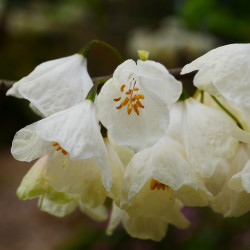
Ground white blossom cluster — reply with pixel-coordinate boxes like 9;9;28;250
7;43;250;241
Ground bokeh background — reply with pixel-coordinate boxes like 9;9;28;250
0;0;250;249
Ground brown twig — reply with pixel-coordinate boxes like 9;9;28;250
0;68;197;95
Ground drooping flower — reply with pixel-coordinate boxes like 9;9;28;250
96;59;182;151
17;155;108;220
181;44;250;127
167;98;250;178
11;100;124;203
211;143;250;217
120;135;212;210
7;54;93;117
106;201;188;242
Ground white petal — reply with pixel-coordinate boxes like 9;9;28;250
106;202;125;235
210;144;250;217
180;98;239;177
124;180;190;228
105;139;125;203
229;160;250;193
108;133;135;167
96;59;182;151
45;151;107;207
78;201;108;222
17;155;49;200
36;101;112;191
123;214;168;242
211;188;250;217
39;196;77;217
10;54;93;116
11;122;49;162
121;136;211;207
181;44;250;109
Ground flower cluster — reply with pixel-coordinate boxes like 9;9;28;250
8;43;250;241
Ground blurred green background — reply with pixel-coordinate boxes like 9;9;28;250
0;0;250;249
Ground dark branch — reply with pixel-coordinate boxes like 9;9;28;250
0;68;197;95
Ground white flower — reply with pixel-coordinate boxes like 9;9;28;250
7;54;93;117
96;59;182;151
106;201;188;242
120;135;212;209
11;100;124;200
211;144;250;217
168;98;250;178
40;196;108;220
17;154;108;219
181;44;250;126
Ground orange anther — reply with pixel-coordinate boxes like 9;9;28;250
133;104;139;115
127;104;132;115
125;89;132;95
121;97;129;106
52;142;59;147
120;84;126;92
138;94;144;99
62;150;67;155
150;178;168;191
56;146;62;151
133;87;139;91
113;97;121;102
136;100;144;108
116;104;123;109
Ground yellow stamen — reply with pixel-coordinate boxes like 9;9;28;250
150;178;171;195
114;79;145;115
127;104;132;115
113;97;121;102
133;103;139;115
120;84;126;92
125;89;132;95
138;94;144;99
52;142;68;156
62;154;69;168
136;100;144;108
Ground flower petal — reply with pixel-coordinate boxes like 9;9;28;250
96;59;182;151
17;155;49;200
39;196;77;217
11;122;49;162
45;151;107;207
8;54;93;116
36;100;112;191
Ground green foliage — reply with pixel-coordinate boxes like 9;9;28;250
180;0;250;42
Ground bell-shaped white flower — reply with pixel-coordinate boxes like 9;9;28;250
11;100;124;199
40;195;108;220
107;201;188;242
96;59;182;151
121;135;212;210
211;144;250;217
168;98;250;178
17;154;108;219
7;54;93;117
181;44;250;125
106;201;189;241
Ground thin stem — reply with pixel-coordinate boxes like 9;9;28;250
200;91;204;103
79;40;124;63
193;89;200;99
39;193;45;209
211;95;243;129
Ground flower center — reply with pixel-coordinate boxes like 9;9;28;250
52;142;69;168
52;142;68;155
150;178;172;200
113;74;145;115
